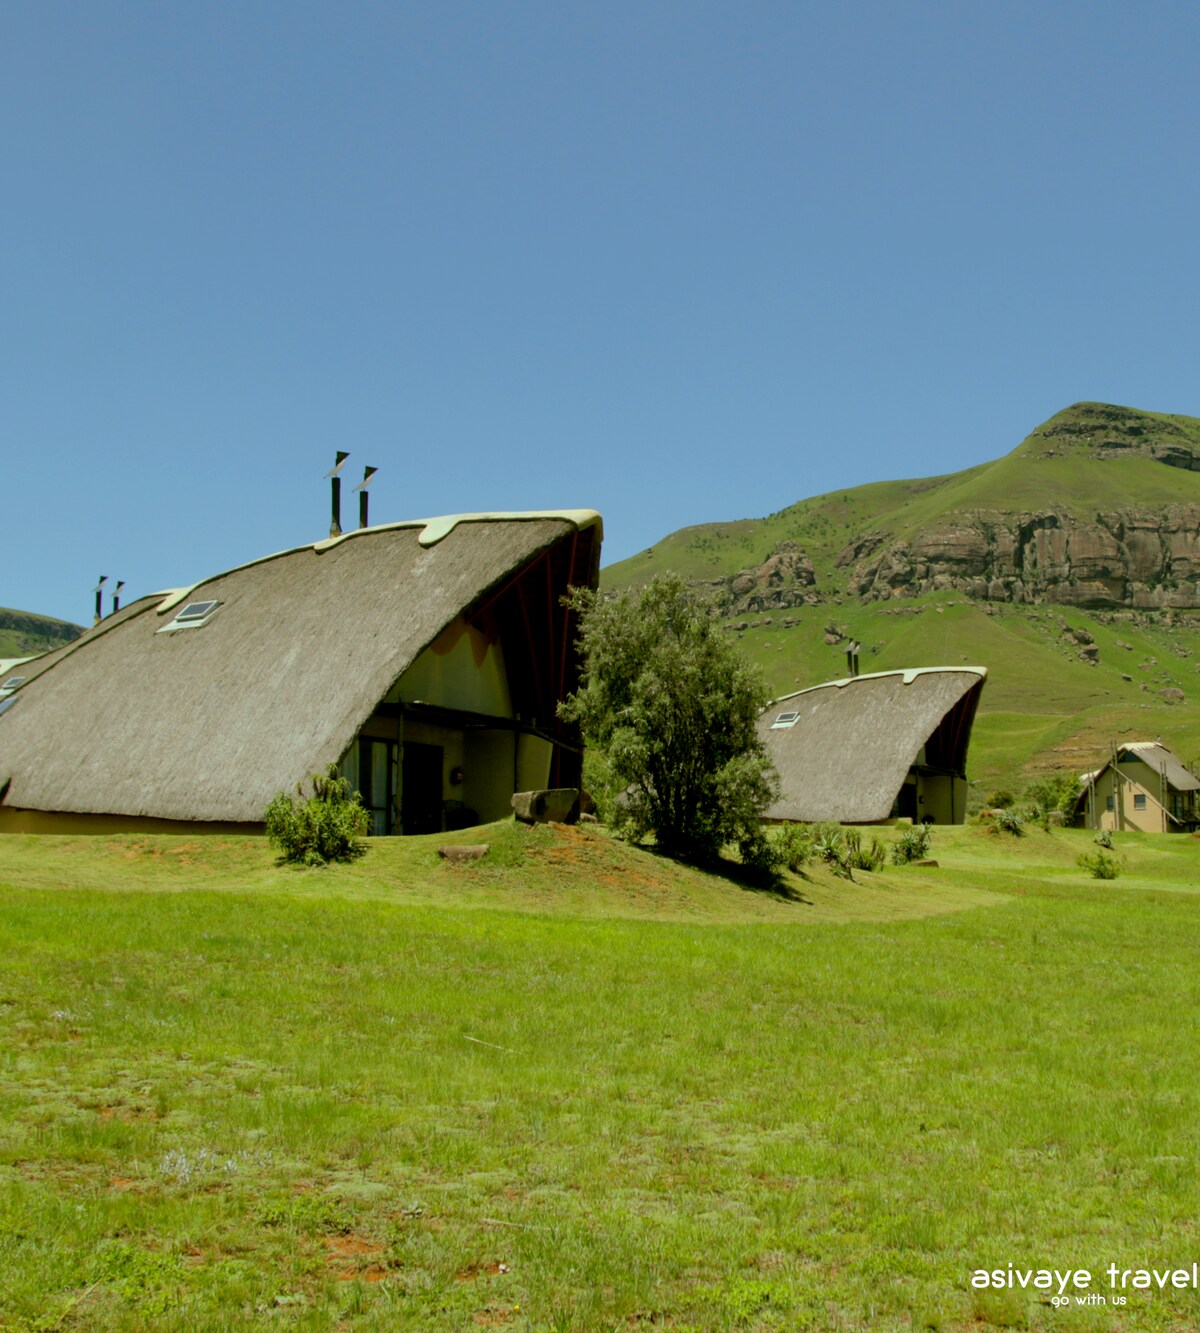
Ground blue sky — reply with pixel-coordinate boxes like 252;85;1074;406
5;1;1200;624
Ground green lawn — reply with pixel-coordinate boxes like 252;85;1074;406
2;823;1199;1330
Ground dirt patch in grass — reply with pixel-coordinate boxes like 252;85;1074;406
471;1309;516;1327
456;1260;508;1282
323;1233;385;1282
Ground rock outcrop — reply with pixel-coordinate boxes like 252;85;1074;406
716;540;820;614
841;505;1200;610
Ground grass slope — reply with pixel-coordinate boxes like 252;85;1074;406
0;606;83;661
601;404;1200;793
2;823;1200;1330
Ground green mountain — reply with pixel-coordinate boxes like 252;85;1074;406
0;607;83;662
602;403;1200;795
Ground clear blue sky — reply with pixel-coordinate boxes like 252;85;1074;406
5;1;1200;624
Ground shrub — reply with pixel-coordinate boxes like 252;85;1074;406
994;808;1025;837
844;827;887;873
1078;849;1122;879
891;823;932;864
773;822;816;871
1024;771;1082;819
986;789;1016;809
264;765;369;865
1094;828;1114;849
559;576;777;863
812;825;853;878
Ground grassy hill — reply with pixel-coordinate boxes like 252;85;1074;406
0;606;83;661
3;822;1200;1330
603;403;1200;796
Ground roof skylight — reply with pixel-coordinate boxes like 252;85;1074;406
771;710;801;729
1;676;25;690
157;599;222;633
0;697;18;718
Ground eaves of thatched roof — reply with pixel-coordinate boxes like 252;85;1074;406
0;511;601;823
758;666;987;823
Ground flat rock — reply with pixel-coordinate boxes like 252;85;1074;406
439;845;490;862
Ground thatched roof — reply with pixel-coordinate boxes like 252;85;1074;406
758;667;987;823
0;511;601;823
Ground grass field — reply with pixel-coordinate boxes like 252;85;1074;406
2;822;1200;1330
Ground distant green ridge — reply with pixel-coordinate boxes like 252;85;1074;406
0;607;84;661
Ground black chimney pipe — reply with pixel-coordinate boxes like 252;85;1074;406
113;580;125;615
326;451;350;537
93;575;107;626
355;466;379;529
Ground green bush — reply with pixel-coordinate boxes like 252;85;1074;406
844;827;887;872
1078;849;1122;879
994;808;1025;837
891;823;932;864
773;822;816;871
264;765;369;866
1024;771;1082;819
771;822;887;878
986;789;1016;810
1094;828;1114;849
812;825;853;878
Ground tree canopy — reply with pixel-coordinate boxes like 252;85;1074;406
560;574;778;864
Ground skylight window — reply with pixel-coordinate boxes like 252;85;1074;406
0;696;18;718
771;710;800;729
0;676;25;691
157;599;222;633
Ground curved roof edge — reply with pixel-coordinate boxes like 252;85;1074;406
768;665;988;708
155;510;603;614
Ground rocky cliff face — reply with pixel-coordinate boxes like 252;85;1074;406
840;505;1200;610
714;540;821;614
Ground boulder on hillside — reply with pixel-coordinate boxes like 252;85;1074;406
512;789;581;825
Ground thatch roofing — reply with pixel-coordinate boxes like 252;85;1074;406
0;511;601;823
758;667;987;823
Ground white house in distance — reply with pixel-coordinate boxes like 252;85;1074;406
0;510;601;836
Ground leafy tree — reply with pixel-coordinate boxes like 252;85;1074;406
1023;771;1082;820
559;575;778;865
265;764;369;865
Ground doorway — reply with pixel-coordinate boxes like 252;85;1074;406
402;742;444;835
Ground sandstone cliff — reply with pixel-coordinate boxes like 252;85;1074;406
838;505;1200;610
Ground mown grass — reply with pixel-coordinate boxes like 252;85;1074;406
1;823;1199;1330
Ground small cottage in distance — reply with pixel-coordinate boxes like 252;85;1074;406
1076;741;1200;833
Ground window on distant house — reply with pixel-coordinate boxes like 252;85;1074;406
1134;793;1147;811
1106;795;1114;811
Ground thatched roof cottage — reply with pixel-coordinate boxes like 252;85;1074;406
757;666;987;824
0;511;601;835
